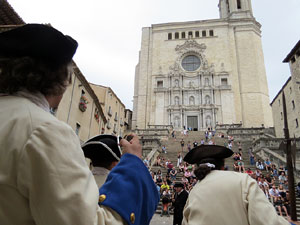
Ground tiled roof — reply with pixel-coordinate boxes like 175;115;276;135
0;0;25;25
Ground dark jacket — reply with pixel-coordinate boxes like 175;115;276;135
173;190;189;225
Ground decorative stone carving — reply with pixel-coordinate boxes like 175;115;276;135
175;40;206;54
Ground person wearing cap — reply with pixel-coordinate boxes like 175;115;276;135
0;24;159;225
172;182;189;225
182;145;289;225
81;134;121;188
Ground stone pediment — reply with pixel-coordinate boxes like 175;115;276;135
175;40;206;54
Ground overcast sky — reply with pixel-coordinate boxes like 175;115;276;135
8;0;300;109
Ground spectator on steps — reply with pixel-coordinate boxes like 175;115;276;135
264;158;272;172
274;196;289;217
177;152;183;167
256;159;264;170
250;153;256;166
278;172;288;185
245;168;254;176
269;185;281;203
161;189;171;217
170;167;178;181
238;160;245;173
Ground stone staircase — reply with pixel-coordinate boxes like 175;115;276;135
150;130;300;219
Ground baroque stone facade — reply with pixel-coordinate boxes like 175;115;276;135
133;0;273;130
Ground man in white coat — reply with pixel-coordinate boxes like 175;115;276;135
182;145;290;225
0;24;159;225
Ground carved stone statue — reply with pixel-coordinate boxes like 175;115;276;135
174;116;180;128
175;96;179;105
205;95;211;104
174;79;179;87
189;96;195;105
206;116;211;127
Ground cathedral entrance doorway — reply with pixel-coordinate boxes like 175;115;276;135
187;116;198;131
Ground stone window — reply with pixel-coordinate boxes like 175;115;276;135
188;31;193;38
114;112;118;121
290;87;292;93
280;112;283;120
175;32;179;39
296;119;299;128
209;30;214;36
182;55;201;71
221;78;228;85
157;81;163;88
181;32;186;39
168;33;172;40
278;99;281;106
202;30;207;37
237;0;242;9
292;100;295;109
195;31;200;38
189;96;195;105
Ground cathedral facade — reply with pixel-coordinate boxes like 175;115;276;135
133;0;273;130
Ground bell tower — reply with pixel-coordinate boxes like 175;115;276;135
219;0;253;19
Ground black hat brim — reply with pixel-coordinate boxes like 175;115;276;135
184;145;233;164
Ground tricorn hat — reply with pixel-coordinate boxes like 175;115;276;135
81;135;122;162
0;24;78;70
184;145;233;164
174;182;184;188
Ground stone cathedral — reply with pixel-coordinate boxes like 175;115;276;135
132;0;273;131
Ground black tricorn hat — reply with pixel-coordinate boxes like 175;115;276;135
81;135;122;162
0;24;78;70
184;145;233;164
174;182;184;188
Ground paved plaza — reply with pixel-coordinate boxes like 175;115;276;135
150;214;173;225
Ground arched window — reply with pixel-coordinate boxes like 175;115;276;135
189;96;195;105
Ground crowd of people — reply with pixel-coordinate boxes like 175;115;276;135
154;128;294;222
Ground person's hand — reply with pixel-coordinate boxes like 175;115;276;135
120;133;142;159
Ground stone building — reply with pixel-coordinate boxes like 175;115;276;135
133;0;273;131
271;40;300;138
90;84;128;136
56;65;107;143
